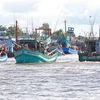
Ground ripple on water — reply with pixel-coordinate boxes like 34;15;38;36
0;58;100;99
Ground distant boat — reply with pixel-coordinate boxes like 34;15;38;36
78;39;100;61
0;44;8;62
0;54;8;62
57;34;77;54
78;16;100;61
62;47;77;54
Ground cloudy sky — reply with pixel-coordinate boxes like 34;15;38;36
0;0;100;36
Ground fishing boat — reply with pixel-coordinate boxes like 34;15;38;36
0;54;8;62
78;16;100;61
14;48;58;63
62;47;77;54
0;44;8;62
13;21;58;63
13;38;58;63
57;34;78;54
78;39;100;61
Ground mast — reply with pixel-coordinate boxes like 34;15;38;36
89;15;96;40
64;20;66;34
15;20;18;44
32;19;34;35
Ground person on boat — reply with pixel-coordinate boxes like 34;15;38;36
57;44;65;55
46;43;56;55
21;44;24;48
70;44;78;50
47;43;53;52
24;43;29;49
78;48;82;53
2;45;7;52
0;45;6;56
0;50;6;56
44;49;49;55
14;45;18;51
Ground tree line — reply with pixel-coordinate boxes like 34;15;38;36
0;25;24;36
0;23;76;39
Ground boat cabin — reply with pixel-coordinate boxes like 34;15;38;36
18;39;47;53
86;40;100;53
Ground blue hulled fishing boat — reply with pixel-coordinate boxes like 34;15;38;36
57;34;77;54
62;47;77;54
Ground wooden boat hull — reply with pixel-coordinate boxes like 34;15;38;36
62;47;77;54
78;53;100;61
0;54;8;62
14;49;58;63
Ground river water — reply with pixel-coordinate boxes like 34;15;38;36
0;56;100;100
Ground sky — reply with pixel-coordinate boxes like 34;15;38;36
0;0;100;37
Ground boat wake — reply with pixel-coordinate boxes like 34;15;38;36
56;54;79;63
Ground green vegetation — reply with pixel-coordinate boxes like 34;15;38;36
41;23;50;36
0;25;24;36
0;23;76;39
